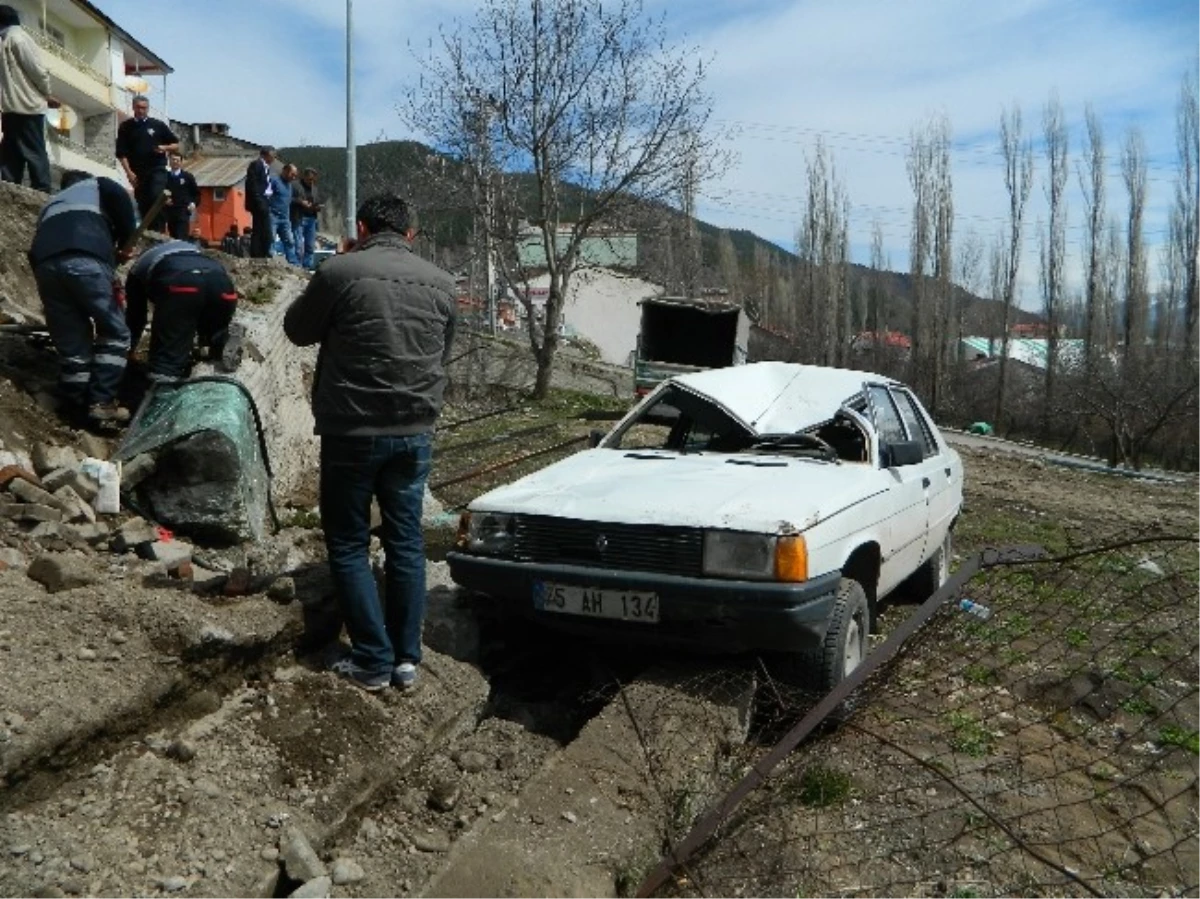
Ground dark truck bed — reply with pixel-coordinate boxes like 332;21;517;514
634;297;749;395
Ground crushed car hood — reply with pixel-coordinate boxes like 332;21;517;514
670;361;887;435
470;448;882;532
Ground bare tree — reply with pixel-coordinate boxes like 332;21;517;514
1040;92;1068;435
994;104;1035;425
1121;127;1149;356
1171;75;1199;356
796;137;849;365
1078;104;1106;367
868;219;889;372
1060;351;1197;470
715;229;740;305
404;0;725;398
929;115;954;415
907;121;937;395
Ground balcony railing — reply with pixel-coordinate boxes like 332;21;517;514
47;127;116;168
27;27;112;87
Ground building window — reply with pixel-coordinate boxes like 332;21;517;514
212;188;226;202
43;24;66;48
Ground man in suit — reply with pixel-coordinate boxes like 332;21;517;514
244;146;275;258
163;152;199;240
115;94;179;231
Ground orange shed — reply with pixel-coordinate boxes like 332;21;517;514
182;156;257;246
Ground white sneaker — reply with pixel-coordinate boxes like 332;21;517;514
392;662;418;690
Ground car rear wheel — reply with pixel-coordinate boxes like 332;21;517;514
912;529;952;599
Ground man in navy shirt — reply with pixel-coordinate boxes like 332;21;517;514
163;151;199;240
115;94;178;231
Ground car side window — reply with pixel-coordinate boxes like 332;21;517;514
894;389;938;457
867;386;907;445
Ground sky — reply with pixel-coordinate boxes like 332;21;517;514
101;0;1198;307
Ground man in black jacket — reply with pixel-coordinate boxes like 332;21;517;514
115;94;178;232
283;194;456;692
125;240;239;382
28;170;137;426
163;152;199;240
244;146;275;258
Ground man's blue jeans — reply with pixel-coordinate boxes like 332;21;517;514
34;254;129;407
270;212;298;264
320;433;432;677
293;216;318;269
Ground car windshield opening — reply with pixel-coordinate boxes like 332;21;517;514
609;385;754;453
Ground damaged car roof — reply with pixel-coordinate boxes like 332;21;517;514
670;361;892;436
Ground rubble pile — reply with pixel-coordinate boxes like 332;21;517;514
0;435;318;600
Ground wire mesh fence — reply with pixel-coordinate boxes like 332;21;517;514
608;536;1198;898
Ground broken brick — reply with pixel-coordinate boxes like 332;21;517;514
0;465;40;491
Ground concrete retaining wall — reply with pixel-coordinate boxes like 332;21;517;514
192;276;318;505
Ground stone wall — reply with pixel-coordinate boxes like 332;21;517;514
191;274;318;505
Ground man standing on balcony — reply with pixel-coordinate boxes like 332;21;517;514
115;94;178;232
0;4;55;193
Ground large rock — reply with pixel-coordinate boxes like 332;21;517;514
42;468;100;505
27;553;99;593
31;444;80;477
280;827;327;883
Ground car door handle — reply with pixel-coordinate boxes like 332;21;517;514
922;477;930;488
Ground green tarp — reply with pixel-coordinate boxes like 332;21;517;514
114;377;274;545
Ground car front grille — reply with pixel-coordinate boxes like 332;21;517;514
512;515;703;578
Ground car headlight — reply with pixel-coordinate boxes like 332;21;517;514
703;530;807;582
459;511;515;555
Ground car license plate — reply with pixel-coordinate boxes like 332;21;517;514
533;581;659;624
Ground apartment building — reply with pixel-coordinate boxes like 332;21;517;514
5;0;171;186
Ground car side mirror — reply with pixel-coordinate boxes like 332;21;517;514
588;429;607;448
885;440;923;467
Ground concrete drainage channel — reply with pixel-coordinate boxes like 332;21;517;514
0;578;757;898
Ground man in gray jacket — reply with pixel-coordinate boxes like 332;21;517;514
284;193;456;692
0;4;56;191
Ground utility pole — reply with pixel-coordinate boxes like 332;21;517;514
344;0;356;244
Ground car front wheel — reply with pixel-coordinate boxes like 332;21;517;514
770;577;870;693
819;578;870;690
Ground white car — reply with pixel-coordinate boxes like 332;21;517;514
447;362;964;689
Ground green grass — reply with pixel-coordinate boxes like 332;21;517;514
279;508;321;529
1157;725;1199;754
1119;696;1159;717
954;509;1070;555
963;664;998;685
793;764;853;808
946;711;995;757
1064;627;1089;647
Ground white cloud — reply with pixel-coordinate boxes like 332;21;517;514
99;0;1196;304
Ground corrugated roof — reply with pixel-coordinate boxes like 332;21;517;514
183;156;255;188
961;337;1086;371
